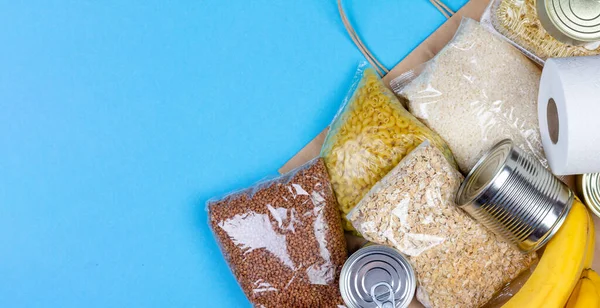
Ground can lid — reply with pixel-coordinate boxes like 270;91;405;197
340;245;416;308
538;0;600;44
578;173;600;218
456;139;513;206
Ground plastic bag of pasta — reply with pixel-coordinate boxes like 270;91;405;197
395;18;546;174
481;0;600;65
320;63;455;233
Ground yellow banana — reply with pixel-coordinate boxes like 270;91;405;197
583;208;596;268
566;270;600;308
566;200;597;308
586;269;600;287
502;200;590;308
566;278;584;308
569;277;600;308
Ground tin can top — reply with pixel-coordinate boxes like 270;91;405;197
339;245;416;308
537;0;600;45
456;139;513;206
577;173;600;218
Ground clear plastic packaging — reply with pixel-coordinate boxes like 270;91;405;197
348;141;538;308
321;63;455;233
395;18;546;174
479;0;545;65
482;0;600;65
207;158;347;308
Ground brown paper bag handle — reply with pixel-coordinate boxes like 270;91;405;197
430;0;455;18
337;0;455;77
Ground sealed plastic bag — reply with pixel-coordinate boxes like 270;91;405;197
207;158;347;308
482;0;600;65
395;18;546;174
348;141;537;308
321;64;455;232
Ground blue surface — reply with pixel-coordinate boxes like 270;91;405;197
0;1;468;307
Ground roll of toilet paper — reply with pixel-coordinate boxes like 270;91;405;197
538;55;600;175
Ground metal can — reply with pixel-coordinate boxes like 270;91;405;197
537;0;600;45
455;139;574;253
577;173;600;218
339;245;416;308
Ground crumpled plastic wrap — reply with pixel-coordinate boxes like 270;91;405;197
348;141;537;308
207;158;347;308
321;63;455;233
394;18;546;174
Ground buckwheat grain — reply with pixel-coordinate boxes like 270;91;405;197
208;158;347;308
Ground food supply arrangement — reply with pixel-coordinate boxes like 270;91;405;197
482;0;600;65
207;0;600;307
321;65;455;232
348;141;537;307
395;19;545;173
481;0;600;64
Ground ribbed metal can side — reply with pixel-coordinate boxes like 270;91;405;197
577;173;600;218
456;139;573;253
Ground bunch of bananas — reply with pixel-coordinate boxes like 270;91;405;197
566;269;600;307
503;200;597;308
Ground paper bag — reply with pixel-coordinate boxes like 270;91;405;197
279;0;491;175
277;0;600;306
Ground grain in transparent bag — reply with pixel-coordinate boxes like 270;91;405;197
481;0;600;65
321;63;455;233
347;141;537;308
394;18;546;174
207;158;347;308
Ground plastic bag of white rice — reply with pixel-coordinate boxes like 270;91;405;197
393;18;545;174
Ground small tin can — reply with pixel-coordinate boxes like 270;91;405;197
455;139;573;253
577;173;600;218
339;245;416;308
537;0;600;45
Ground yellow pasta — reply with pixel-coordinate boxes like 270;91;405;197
321;67;456;233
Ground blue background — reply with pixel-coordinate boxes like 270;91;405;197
0;0;468;306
